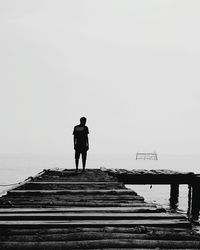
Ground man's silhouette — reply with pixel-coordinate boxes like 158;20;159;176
73;117;89;172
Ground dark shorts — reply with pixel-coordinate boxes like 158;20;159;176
75;150;87;160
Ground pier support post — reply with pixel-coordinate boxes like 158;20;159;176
187;184;192;219
191;183;200;221
170;184;179;210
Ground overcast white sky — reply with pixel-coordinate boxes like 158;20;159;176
0;0;200;156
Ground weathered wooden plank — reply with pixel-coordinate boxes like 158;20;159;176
5;192;143;198
0;202;156;208
0;212;186;222
101;168;194;175
0;219;190;228
0;232;150;241
1;238;200;249
0;212;186;220
1;195;145;202
34;179;117;182
34;178;118;182
3;195;144;201
8;189;137;195
15;183;124;190
3;196;145;203
0;197;146;204
1;231;199;241
0;206;163;213
1;226;194;235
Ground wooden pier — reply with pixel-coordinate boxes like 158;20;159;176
102;168;200;220
0;168;200;249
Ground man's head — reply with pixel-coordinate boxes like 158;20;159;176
80;117;87;126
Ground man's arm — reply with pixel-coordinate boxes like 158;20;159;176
86;134;89;150
73;135;77;149
86;127;89;150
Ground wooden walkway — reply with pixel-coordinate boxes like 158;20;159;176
0;169;200;249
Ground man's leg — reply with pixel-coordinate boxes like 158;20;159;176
81;151;87;171
75;151;80;171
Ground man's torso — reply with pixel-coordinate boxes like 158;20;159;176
73;125;89;151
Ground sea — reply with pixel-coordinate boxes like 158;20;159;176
0;154;199;215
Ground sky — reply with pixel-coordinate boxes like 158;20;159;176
0;0;200;156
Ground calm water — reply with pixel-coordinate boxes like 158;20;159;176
0;154;199;214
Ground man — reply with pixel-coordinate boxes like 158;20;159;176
73;117;89;172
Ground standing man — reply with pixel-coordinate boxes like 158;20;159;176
73;117;89;172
